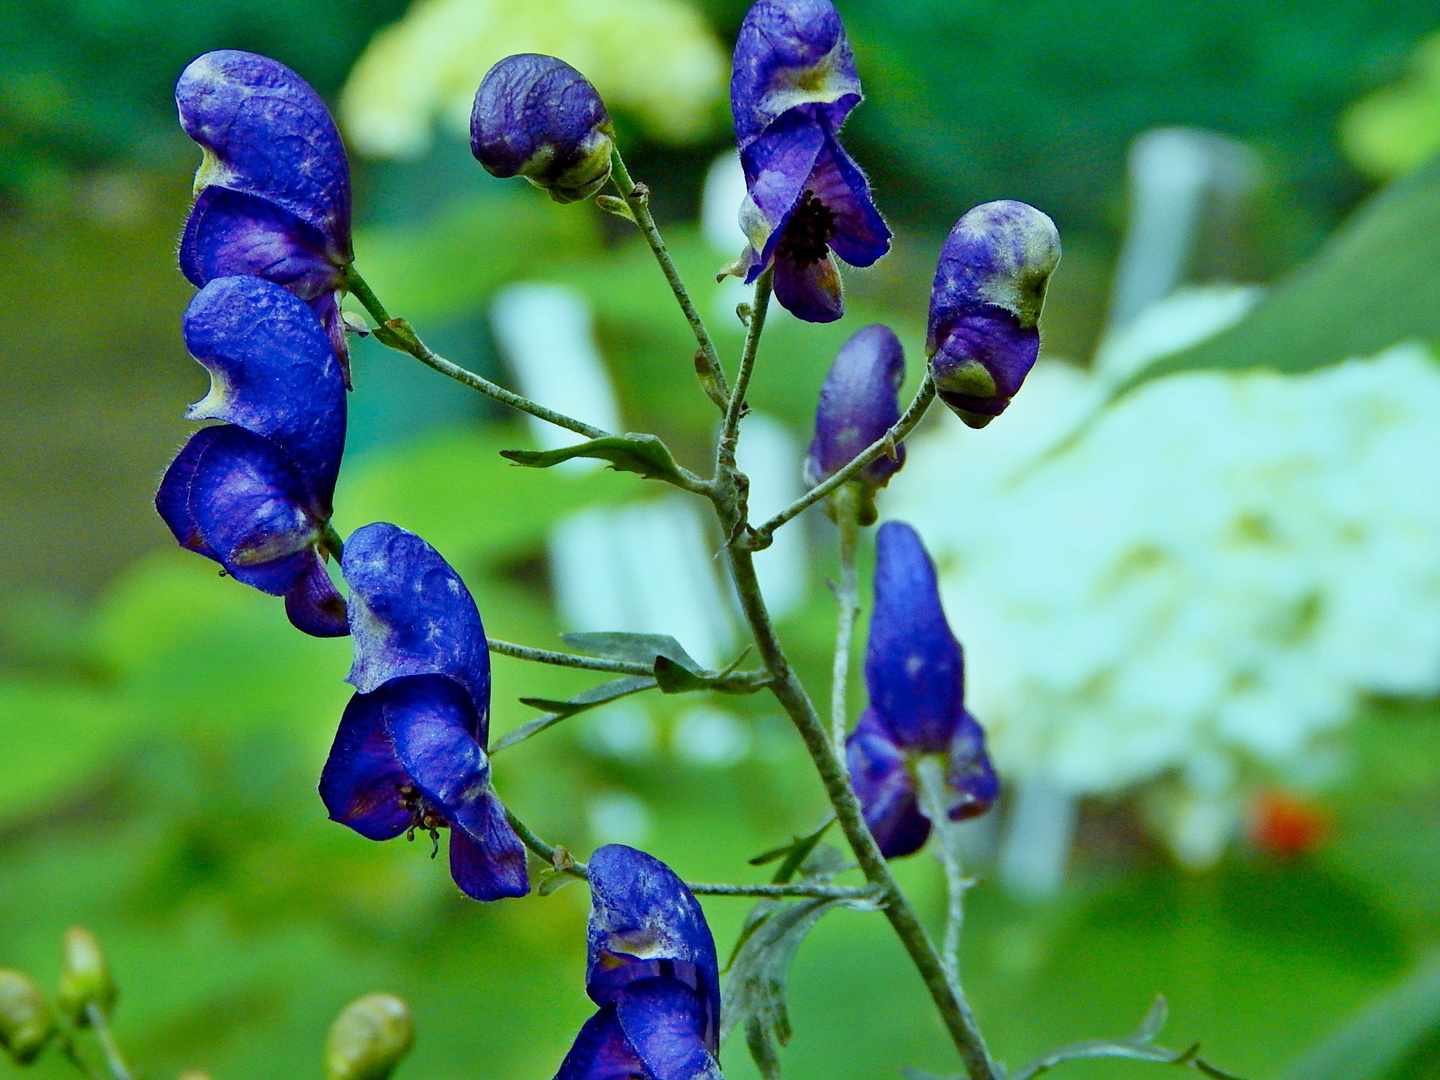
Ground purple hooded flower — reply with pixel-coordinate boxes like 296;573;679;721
555;845;722;1080
805;324;906;520
471;54;615;204
926;200;1060;428
155;275;348;637
845;522;998;858
730;0;891;322
176;49;354;380
319;522;529;902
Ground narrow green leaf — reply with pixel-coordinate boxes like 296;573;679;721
748;818;836;880
722;896;881;1079
1281;955;1440;1080
500;433;689;485
561;631;704;672
1135;996;1170;1043
654;655;713;694
493;676;656;753
1118;150;1440;392
746;1014;783;1080
594;195;638;223
536;870;578;896
518;675;657;717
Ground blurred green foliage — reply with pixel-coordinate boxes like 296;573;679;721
695;0;1440;247
1124;147;1440;390
1;0;405;204
8;1;1440;1079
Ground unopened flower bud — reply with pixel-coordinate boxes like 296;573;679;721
0;971;54;1065
470;54;614;204
805;324;906;523
324;993;415;1080
926;200;1060;428
56;927;116;1027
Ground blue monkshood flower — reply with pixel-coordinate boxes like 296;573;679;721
554;845;722;1080
730;0;891;323
846;521;998;858
805;323;906;522
926;200;1061;428
471;54;615;204
319;522;529;902
176;49;354;381
155;275;348;637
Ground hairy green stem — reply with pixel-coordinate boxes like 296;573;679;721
749;375;935;544
505;810;879;899
506;808;587;875
716;270;773;475
610;150;730;406
723;538;997;1080
916;757;974;990
84;1006;132;1080
488;638;655;676
486;638;770;693
830;486;863;751
344;268;610;440
687;881;879;900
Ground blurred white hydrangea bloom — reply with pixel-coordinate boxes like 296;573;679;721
341;0;725;157
889;288;1440;865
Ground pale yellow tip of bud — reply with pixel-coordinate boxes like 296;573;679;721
325;993;415;1080
57;927;116;1027
0;970;55;1065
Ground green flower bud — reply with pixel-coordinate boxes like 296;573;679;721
56;927;117;1027
0;971;55;1065
324;994;415;1080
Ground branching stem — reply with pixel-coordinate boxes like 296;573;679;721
722;536;996;1080
84;1006;133;1080
916;757;974;990
717;270;773;475
488;638;654;676
344;268;610;440
748;376;935;545
830;485;863;751
610;150;730;406
505;810;881;899
687;881;880;900
486;637;770;693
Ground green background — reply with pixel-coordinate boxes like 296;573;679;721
5;2;1440;1079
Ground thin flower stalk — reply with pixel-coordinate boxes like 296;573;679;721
609;150;730;404
343;268;611;441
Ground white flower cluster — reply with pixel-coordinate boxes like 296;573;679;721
889;289;1440;863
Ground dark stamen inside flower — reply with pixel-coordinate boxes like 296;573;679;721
777;189;837;269
397;783;445;855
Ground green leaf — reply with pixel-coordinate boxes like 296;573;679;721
536;870;578;896
1008;997;1248;1080
500;433;691;485
493;676;656;753
748;819;837;884
653;655;713;694
722;896;881;1079
518;675;658;717
560;631;704;672
1281;955;1440;1080
1119;150;1440;392
1135;996;1170;1043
